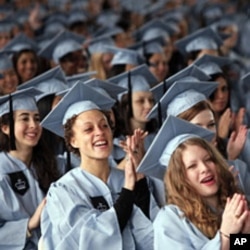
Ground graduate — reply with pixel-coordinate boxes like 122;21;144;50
0;88;60;249
137;115;250;250
40;82;159;250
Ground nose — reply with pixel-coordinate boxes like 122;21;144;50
95;125;105;136
199;161;209;173
144;99;154;109
29;118;39;128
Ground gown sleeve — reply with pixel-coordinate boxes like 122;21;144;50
154;205;221;250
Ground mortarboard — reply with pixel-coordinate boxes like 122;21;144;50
0;51;14;71
0;87;42;150
66;71;96;88
192;54;232;76
84;78;127;100
105;46;144;66
147;80;218;121
150;64;210;101
67;9;88;27
108;64;157;93
92;25;124;39
129;36;165;56
38;30;84;63
136;115;215;179
17;66;68;101
85;35;115;55
133;19;171;42
175;27;223;56
3;33;39;52
0;18;15;33
41;81;116;138
241;72;250;93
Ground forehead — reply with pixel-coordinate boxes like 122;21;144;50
190;109;214;122
15;109;39;115
182;144;208;161
132;90;153;98
75;109;107;122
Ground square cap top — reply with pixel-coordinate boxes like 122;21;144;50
66;71;97;88
151;64;210;101
0;87;42;117
192;54;232;76
41;81;116;138
108;64;157;93
3;33;39;52
175;27;223;56
136;115;215;179
38;30;84;63
148;80;218;120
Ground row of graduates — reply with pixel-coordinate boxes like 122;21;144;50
1;0;250;249
1;57;250;249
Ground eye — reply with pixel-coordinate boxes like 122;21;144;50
208;122;216;128
187;164;196;169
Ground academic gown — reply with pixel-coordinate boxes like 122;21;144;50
0;152;44;250
41;167;159;250
154;205;221;250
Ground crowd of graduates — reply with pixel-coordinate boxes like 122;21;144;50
1;0;250;249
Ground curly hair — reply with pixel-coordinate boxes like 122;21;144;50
0;113;60;193
165;137;242;239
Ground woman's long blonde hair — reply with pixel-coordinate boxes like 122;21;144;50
88;53;107;80
165;137;242;238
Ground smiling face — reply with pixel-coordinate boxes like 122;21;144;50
0;68;18;95
16;51;38;83
1;110;42;149
69;110;113;161
182;144;219;201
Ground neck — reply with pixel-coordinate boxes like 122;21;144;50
130;117;146;132
9;147;33;167
80;157;110;183
204;195;219;211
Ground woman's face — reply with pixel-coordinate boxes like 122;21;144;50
70;110;113;160
148;53;169;82
0;68;18;95
209;76;229;113
101;52;113;74
132;91;154;123
189;109;216;132
16;51;38;82
1;110;42;149
182;144;219;200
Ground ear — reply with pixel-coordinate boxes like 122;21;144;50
1;125;10;136
69;135;79;149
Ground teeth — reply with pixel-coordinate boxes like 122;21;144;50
95;141;107;146
202;176;213;182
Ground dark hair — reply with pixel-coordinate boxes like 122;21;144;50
0;113;60;193
116;93;158;136
108;64;126;78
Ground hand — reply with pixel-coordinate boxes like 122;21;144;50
241;201;250;234
28;3;42;30
227;125;247;160
220;193;248;235
232;108;245;133
28;198;46;231
228;165;239;185
217;108;232;139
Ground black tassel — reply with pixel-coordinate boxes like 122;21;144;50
128;71;133;117
157;101;162;129
9;94;16;150
163;78;167;94
65;149;72;173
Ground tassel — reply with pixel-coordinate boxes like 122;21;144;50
157;101;162;129
128;71;133;117
9;94;16;150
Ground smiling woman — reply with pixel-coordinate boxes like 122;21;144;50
39;81;158;250
0;88;60;250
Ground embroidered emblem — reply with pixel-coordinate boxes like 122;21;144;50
90;196;109;211
8;171;30;195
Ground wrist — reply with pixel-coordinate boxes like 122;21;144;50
220;230;230;239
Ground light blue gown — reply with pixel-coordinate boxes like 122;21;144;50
154;205;221;250
41;167;159;250
0;152;44;250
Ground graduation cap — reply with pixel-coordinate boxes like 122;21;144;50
147;80;218;121
175;27;223;56
3;33;39;52
136;115;215;179
0;51;14;71
0;17;15;33
41;81;116;138
92;25;124;39
106;46;144;66
95;10;120;28
133;19;171;41
17;66;68;101
129;36;165;57
66;71;97;88
67;9;88;27
38;30;84;63
150;64;210;101
192;54;232;76
84;78;127;100
0;87;42;150
108;64;157;93
241;72;250;93
85;35;115;55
